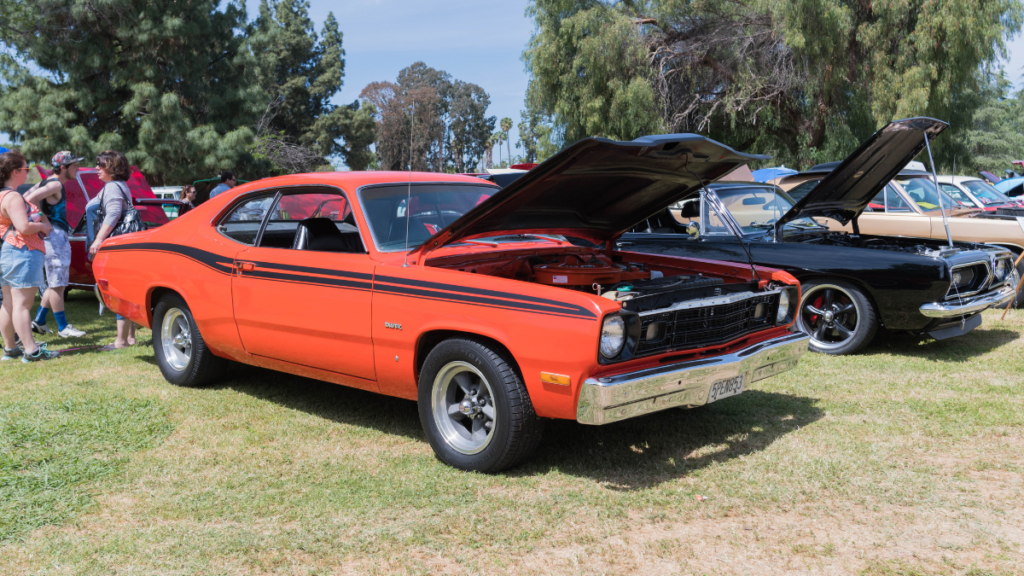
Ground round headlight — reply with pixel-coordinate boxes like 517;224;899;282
776;289;790;323
600;315;626;359
993;258;1009;281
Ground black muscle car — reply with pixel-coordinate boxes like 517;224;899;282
619;118;1018;355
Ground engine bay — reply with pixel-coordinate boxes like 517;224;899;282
432;250;763;313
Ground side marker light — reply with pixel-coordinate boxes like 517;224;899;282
540;372;571;387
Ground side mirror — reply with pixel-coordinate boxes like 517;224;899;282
686;222;700;239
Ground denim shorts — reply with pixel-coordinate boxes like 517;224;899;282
0;243;45;290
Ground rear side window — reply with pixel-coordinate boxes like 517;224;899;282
219;195;276;245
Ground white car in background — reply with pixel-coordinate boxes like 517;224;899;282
151;185;183;200
935;175;1024;212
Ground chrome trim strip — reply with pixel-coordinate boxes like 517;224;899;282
576;332;810;425
636;289;780;317
921;285;1015;318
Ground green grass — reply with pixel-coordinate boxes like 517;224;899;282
0;290;1022;575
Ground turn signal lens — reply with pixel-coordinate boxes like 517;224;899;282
600;315;626;359
540;372;571;387
776;289;790;323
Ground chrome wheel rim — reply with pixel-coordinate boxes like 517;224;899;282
431;361;496;455
161;308;192;372
798;284;861;351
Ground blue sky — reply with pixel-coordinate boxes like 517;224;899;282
256;0;537;165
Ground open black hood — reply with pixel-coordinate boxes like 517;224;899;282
420;134;767;254
775;117;949;228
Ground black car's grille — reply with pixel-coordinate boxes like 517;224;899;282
635;293;779;357
945;262;990;299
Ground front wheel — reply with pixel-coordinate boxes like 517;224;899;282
418;338;543;473
797;281;878;355
153;294;227;386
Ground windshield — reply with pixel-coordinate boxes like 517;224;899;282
358;184;497;251
936;183;976;207
895;177;962;210
962;180;1012;204
703;186;822;234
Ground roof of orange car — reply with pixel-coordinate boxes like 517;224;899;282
232;171;492;192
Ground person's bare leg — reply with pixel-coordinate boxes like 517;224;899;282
46;286;66;313
115;318;136;348
11;287;39;354
1;285;16;350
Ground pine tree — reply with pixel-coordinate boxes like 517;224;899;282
0;0;264;184
248;0;376;170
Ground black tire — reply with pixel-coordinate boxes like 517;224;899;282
418;338;543;473
796;280;878;355
152;294;227;387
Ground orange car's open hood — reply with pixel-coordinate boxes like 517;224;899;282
417;134;767;257
775;117;949;229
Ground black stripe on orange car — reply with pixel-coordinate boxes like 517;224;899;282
99;242;596;320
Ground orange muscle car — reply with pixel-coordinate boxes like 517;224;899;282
94;135;810;472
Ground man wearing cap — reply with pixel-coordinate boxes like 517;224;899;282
23;152;87;338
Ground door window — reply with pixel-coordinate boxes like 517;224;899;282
870;185;912;213
218;194;276;245
938;184;974;207
258;189;364;253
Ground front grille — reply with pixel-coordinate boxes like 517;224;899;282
635;293;779;357
946;262;991;299
995;207;1024;217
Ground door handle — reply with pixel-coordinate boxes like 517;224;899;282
235;261;256;273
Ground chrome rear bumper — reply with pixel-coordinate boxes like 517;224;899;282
576;332;810;425
919;285;1015;318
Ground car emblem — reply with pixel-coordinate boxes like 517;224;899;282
384;322;402;330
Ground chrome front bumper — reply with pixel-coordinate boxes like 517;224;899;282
576;332;810;425
919;285;1015;318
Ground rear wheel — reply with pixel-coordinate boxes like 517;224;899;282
418;338;543;473
153;294;227;386
797;281;878;355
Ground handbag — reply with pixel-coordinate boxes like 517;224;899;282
94;182;147;238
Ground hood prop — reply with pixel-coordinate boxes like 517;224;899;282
685;162;760;283
402;103;415;267
923;132;954;250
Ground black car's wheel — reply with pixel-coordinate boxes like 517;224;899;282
797;281;878;355
153;294;227;387
418;338;543;473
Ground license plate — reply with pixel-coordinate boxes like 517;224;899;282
708;375;745;403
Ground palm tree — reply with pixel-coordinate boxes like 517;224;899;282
492;131;506;167
500;117;513;165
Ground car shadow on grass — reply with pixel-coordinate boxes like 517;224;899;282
510;390;824;490
213;364;424;441
866;328;1019;361
204;365;822;490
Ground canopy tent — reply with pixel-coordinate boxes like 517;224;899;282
752;166;797;183
0;146;9;154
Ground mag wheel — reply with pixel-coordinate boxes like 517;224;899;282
797;281;878;355
418;338;543;473
153;294;227;387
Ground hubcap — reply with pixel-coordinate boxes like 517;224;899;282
431;361;496;455
161;308;192;372
798;285;861;351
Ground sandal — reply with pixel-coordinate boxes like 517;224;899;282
99;344;120;352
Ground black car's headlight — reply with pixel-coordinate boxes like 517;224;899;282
993;257;1010;283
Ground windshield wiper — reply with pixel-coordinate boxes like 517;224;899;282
491;234;563;244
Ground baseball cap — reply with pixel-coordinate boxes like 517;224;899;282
52;151;85;167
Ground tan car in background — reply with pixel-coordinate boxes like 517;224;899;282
776;166;1024;273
